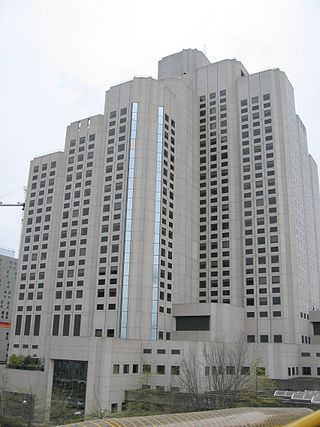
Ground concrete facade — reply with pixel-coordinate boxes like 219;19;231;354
7;49;320;417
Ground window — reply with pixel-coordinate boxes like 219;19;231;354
34;315;41;336
157;365;165;375
76;290;83;299
274;334;282;343
171;366;180;375
302;367;311;375
65;290;72;299
247;335;255;343
15;315;22;335
52;314;60;335
113;364;120;374
272;297;281;305
256;367;265;376
73;314;81;336
241;367;250;375
133;364;139;373
63;314;70;336
123;364;129;374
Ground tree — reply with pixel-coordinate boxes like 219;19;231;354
176;350;205;411
177;336;275;410
202;335;253;408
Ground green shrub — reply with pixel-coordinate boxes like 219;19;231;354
8;354;25;366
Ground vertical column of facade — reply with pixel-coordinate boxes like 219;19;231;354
156;107;176;339
93;93;131;339
120;102;138;338
150;106;164;340
102;79;159;341
107;78;178;341
294;129;320;345
197;60;245;307
198;86;231;304
283;102;313;346
10;151;64;357
296;118;320;321
271;73;311;345
238;71;295;346
198;77;228;304
50;115;104;341
309;156;320;312
295;117;315;342
157;74;199;317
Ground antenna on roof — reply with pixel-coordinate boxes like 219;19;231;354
203;44;206;55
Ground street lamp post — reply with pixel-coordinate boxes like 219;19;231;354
22;400;27;426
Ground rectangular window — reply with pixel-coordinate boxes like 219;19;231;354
52;315;60;335
274;334;282;343
176;316;209;331
24;315;31;336
313;323;320;335
15;315;22;335
33;315;41;336
302;367;311;375
63;314;70;336
241;367;250;375
73;314;81;336
157;365;165;374
133;364;139;373
171;366;180;375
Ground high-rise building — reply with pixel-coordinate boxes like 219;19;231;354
0;248;17;362
7;49;320;417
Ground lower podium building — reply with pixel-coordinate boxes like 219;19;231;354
7;49;320;418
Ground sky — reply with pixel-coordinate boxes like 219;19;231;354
0;0;320;255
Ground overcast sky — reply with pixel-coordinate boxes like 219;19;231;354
0;0;319;255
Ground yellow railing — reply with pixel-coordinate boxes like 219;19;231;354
59;407;312;427
283;409;320;427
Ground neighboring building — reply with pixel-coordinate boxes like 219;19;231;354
0;248;17;362
7;49;320;417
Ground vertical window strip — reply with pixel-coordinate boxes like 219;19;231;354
151;106;164;340
120;102;138;338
